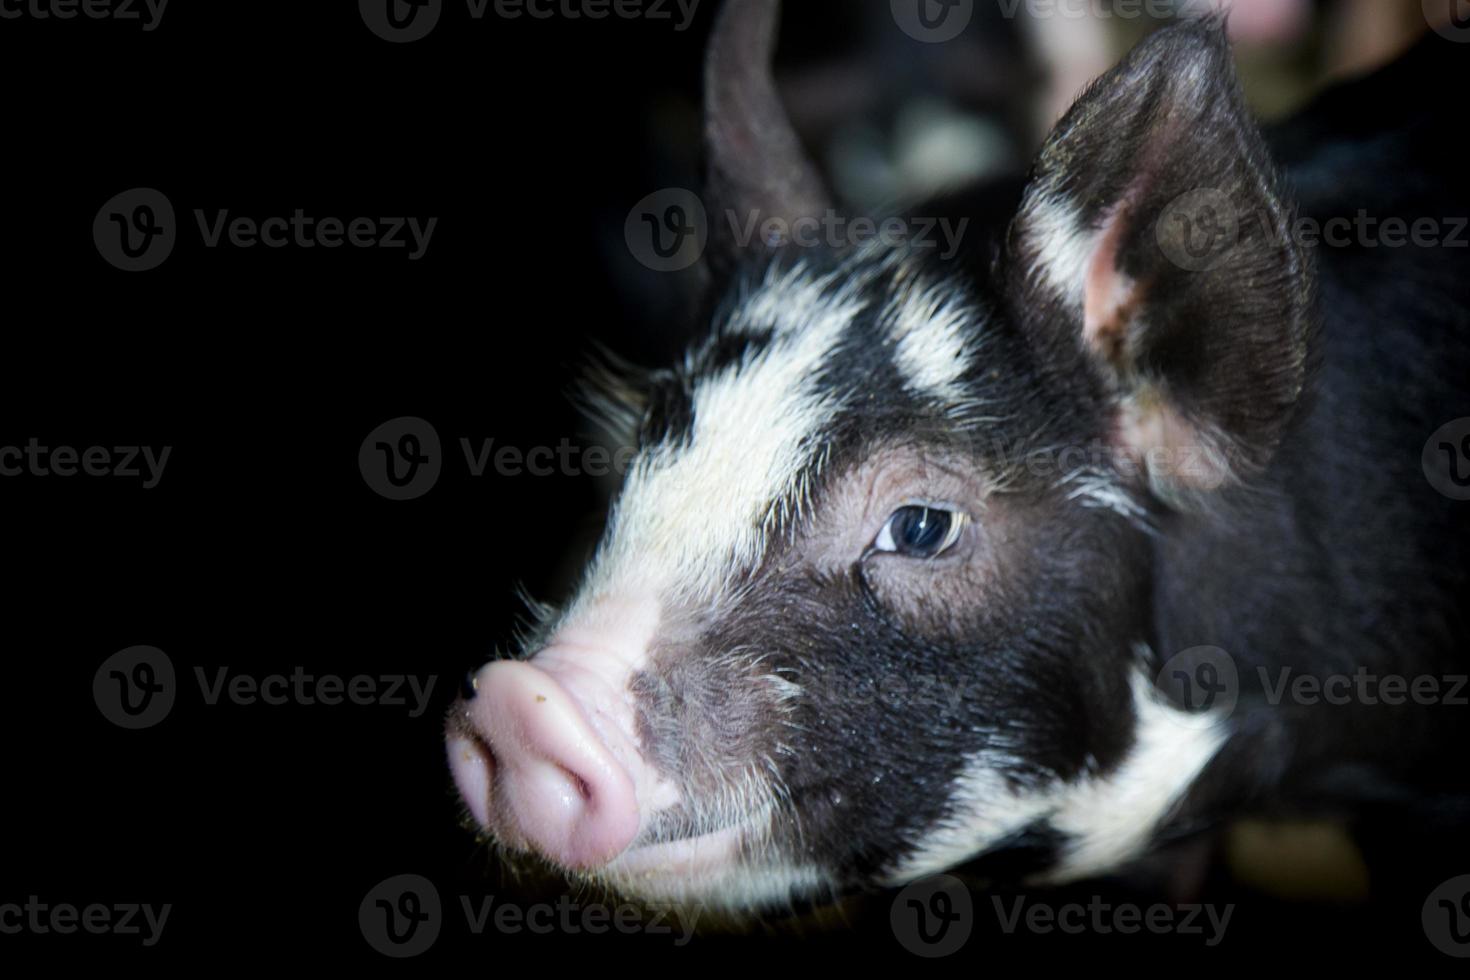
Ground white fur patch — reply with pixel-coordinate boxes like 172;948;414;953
566;262;874;614
1043;667;1228;881
882;274;983;405
1017;191;1097;311
885;660;1229;885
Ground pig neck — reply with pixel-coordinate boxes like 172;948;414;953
1147;357;1470;833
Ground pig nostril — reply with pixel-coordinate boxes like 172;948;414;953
562;767;593;802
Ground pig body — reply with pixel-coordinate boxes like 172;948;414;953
448;2;1470;912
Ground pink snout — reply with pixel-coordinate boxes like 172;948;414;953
448;659;641;869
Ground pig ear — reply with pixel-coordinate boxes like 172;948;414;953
703;0;831;277
1007;20;1315;502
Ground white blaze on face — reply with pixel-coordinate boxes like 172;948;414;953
562;247;993;623
564;261;877;616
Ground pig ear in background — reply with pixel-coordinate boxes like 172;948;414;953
703;0;832;278
1008;19;1316;503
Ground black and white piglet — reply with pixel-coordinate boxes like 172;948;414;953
448;0;1470;911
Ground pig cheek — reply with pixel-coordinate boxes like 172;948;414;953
631;650;794;804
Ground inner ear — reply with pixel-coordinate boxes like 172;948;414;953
1082;198;1144;368
1079;195;1231;491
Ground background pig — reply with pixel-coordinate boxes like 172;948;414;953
448;0;1470;913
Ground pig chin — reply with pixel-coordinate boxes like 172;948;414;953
592;808;812;909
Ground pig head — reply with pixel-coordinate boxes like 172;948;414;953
448;0;1318;911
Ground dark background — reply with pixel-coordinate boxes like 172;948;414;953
1;0;1461;968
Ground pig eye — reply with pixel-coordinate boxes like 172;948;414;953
873;506;966;559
